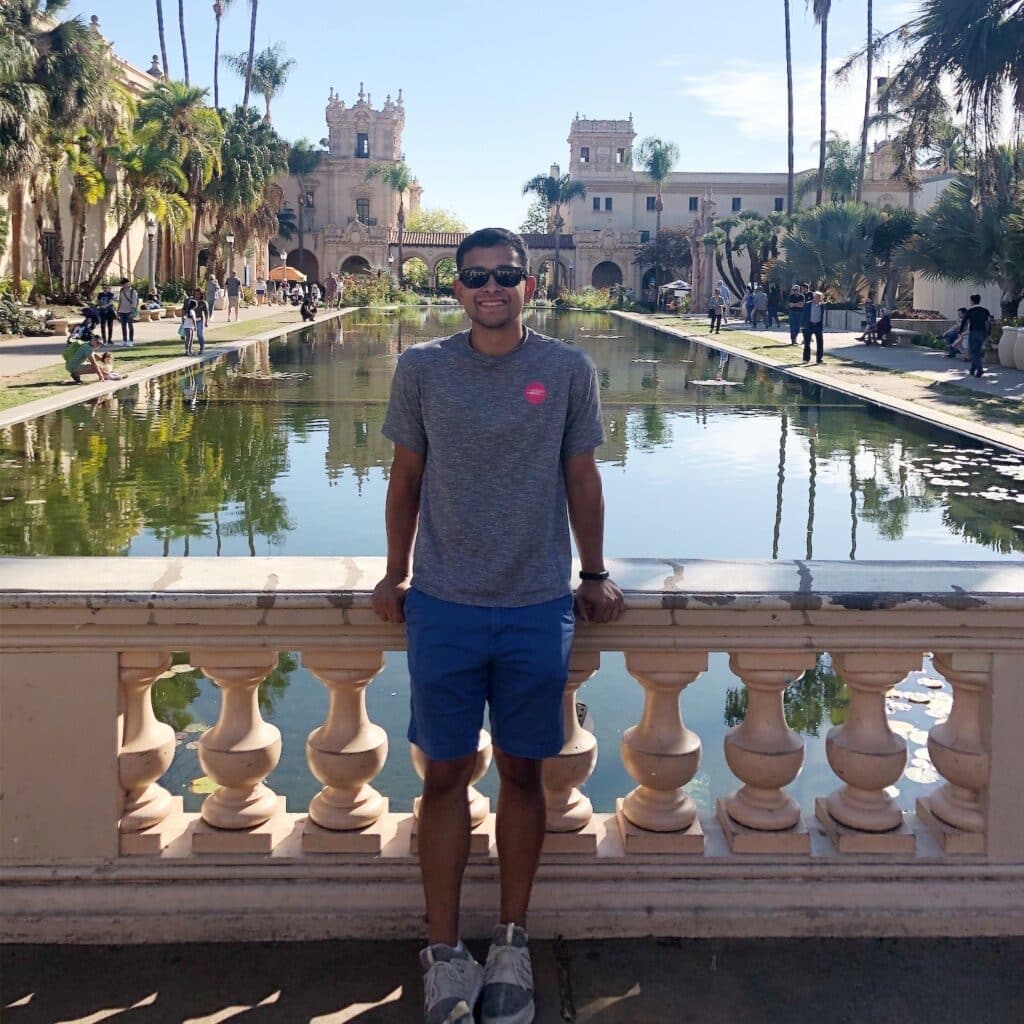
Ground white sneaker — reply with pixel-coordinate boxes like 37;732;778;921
481;924;535;1024
420;944;483;1024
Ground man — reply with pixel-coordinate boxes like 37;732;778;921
63;334;122;383
96;284;116;344
225;270;242;323
205;274;220;322
752;286;768;328
787;285;805;345
802;289;825;364
373;227;623;1024
116;277;137;346
943;307;969;358
324;271;339;308
191;289;210;354
717;280;730;323
960;293;992;378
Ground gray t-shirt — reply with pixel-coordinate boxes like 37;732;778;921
382;328;605;606
225;276;241;297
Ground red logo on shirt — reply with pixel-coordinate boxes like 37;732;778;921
524;381;547;405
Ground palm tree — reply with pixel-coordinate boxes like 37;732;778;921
783;0;795;213
521;171;586;298
137;80;224;285
242;0;259;110
154;0;169;79
796;133;862;205
212;0;236;109
856;0;873;203
366;161;414;286
287;138;323;178
177;0;190;85
634;136;679;238
1;1;107;293
223;43;294;121
905;144;1024;320
809;1;832;206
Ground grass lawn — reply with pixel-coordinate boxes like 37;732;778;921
0;311;312;414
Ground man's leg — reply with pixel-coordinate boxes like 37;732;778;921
815;325;824;362
494;750;546;928
802;327;812;362
419;753;476;946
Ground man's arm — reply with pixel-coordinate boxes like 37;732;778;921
371;442;424;623
564;450;623;624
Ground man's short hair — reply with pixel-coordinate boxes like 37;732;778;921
969;293;981;304
456;227;530;272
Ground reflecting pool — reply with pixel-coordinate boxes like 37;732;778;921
1;308;1021;814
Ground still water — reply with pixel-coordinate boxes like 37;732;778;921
2;308;1021;815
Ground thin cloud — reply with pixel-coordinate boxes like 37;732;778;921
678;59;870;159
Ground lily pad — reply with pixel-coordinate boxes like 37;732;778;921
888;720;915;737
908;728;930;746
182;722;208;734
905;765;939;785
188;775;218;794
906;692;931;704
919;677;944;689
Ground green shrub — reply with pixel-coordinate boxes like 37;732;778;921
0;294;47;336
342;273;409;307
0;277;32;303
912;333;947;351
159;278;190;302
559;287;613;310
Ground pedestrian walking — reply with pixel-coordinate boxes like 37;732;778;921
180;298;198;356
116;277;138;346
255;275;267;306
205;274;220;322
743;287;754;324
787;285;804;345
802;290;825;364
752;286;768;328
766;286;780;328
192;289;209;354
960;293;993;378
225;270;242;323
96;284;116;344
717;280;731;323
708;293;723;333
372;226;623;1024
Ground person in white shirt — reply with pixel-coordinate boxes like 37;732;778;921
116;277;138;346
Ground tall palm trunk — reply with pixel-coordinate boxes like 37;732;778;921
654;192;663;288
552;207;563;297
155;1;170;79
243;0;259;109
856;0;873;203
178;0;190;85
784;0;795;213
213;3;223;107
9;184;25;295
816;13;828;206
397;199;405;287
82;202;143;293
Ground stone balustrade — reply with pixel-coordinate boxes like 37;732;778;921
2;557;1023;943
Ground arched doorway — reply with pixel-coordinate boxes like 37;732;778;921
288;248;319;281
402;257;430;289
536;258;571;297
341;255;372;276
434;257;457;291
591;261;623;289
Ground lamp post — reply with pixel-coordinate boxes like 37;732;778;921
387;254;395;283
225;232;235;275
146;216;157;294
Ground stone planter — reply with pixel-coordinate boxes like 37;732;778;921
1014;327;1024;371
997;327;1017;367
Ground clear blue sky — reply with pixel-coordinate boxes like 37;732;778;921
68;0;917;228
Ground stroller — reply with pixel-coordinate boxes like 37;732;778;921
68;305;100;342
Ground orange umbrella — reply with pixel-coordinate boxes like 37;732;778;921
269;265;307;282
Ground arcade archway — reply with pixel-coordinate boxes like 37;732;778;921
288;248;319;281
341;255;372;276
591;261;623;289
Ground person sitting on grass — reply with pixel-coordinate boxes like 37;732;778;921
64;334;123;384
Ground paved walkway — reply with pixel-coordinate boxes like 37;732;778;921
0;301;316;377
4;937;1021;1023
620;314;1024;453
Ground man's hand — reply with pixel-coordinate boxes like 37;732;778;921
372;575;409;623
574;578;625;624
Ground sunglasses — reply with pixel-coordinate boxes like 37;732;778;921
457;265;529;289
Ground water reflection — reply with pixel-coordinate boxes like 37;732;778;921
0;308;1021;561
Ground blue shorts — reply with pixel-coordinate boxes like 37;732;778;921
405;588;575;762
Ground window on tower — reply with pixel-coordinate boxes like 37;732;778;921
356;133;370;158
580;146;590;163
356;198;370;222
688;196;699;211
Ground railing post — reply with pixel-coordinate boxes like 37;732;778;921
816;651;921;853
118;651;184;854
302;649;389;853
543;650;600;853
717;651;817;853
191;649;289;854
979;652;1024;861
617;650;707;853
410;731;493;855
916;652;990;854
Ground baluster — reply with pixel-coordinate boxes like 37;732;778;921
916;652;990;854
410;730;493;855
717;651;817;853
543;650;600;853
302;649;390;853
617;651;707;853
119;651;183;854
816;651;920;853
191;649;289;853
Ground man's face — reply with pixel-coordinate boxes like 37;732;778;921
454;244;536;330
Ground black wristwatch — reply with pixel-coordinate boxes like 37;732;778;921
579;569;610;582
